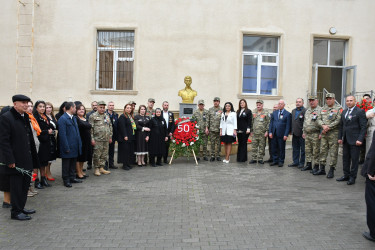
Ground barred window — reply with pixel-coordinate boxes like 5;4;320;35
96;31;134;90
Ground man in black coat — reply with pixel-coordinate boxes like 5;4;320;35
0;95;39;220
162;101;175;163
337;95;367;185
85;101;97;170
288;98;306;168
105;101;119;169
361;131;375;242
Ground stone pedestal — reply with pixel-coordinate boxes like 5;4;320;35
179;103;197;118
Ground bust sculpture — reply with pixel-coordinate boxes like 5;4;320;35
178;76;197;104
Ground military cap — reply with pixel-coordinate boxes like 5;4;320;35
308;95;317;100
198;100;205;105
12;94;31;102
326;93;335;98
213;97;220;101
256;99;264;104
97;101;106;106
148;98;155;103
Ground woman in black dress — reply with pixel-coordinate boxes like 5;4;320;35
148;108;168;167
134;105;150;166
236;99;252;162
76;104;91;179
118;104;136;170
33;101;57;188
45;102;58;181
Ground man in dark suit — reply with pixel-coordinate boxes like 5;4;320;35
289;98;306;168
106;101;119;169
58;102;82;188
269;100;291;167
162;101;175;163
0;95;39;220
337;95;367;185
85;101;98;170
361;131;375;242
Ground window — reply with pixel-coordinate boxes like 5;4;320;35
96;31;134;90
242;36;279;95
313;39;346;66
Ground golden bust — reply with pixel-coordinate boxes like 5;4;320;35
178;76;197;103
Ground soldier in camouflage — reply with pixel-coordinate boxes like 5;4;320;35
192;100;209;161
315;93;342;178
249;100;270;164
145;98;155;118
301;95;322;174
208;97;222;161
89;101;113;176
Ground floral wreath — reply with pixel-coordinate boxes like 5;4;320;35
357;98;373;112
169;117;201;159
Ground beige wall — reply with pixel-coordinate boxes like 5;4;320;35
1;0;375;112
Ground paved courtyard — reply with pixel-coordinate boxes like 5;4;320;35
0;147;374;249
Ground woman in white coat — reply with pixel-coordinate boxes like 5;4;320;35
366;100;375;154
220;102;237;163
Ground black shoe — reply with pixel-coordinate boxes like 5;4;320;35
311;164;319;174
63;180;72;188
163;159;168;164
270;162;278;166
76;175;86;179
297;164;304;169
22;209;36;215
210;157;215;162
11;213;31;221
87;164;92;170
196;157;200;161
2;202;11;208
151;164;157;167
249;160;257;164
301;162;312;171
326;167;335;179
266;158;273;163
203;157;209;161
288;163;298;167
41;177;51;187
122;166;130;171
156;162;163;166
34;179;44;189
314;165;326;175
70;179;82;183
216;157;221;161
109;165;118;169
347;177;356;185
362;232;375;242
128;165;133;169
336;176;350;182
278;163;284;167
258;160;264;164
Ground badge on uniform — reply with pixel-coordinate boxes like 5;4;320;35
279;115;283;120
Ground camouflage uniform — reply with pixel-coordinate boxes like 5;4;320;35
208;106;222;158
89;111;113;170
302;105;322;168
146;108;155;118
192;108;209;158
251;109;270;161
318;103;342;168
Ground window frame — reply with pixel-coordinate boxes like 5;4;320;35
95;31;135;91
242;36;280;95
313;38;347;68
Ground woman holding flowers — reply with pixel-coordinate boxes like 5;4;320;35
118;104;136;171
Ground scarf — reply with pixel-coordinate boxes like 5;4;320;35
27;112;42;136
126;113;136;135
40;113;49;124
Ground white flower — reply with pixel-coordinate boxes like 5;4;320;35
190;142;194;146
182;143;186;147
172;140;175;143
195;125;199;128
196;136;199;140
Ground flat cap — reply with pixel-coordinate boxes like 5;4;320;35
326;93;335;98
198;100;205;105
148;98;155;103
308;95;317;100
256;99;264;104
213;97;220;101
97;101;106;106
12;94;31;102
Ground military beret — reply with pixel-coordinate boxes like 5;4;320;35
326;93;335;98
148;98;155;103
256;99;264;104
213;97;220;101
198;100;205;105
12;94;31;102
97;101;106;106
308;95;317;100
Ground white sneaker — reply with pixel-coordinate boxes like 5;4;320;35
223;159;229;163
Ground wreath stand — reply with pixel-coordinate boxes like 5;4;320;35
169;149;198;165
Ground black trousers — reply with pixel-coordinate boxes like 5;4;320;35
164;139;170;161
10;174;30;216
271;135;286;164
87;144;93;166
292;135;305;166
342;141;360;178
365;178;375;238
62;158;77;180
268;137;272;159
237;132;249;162
107;141;115;167
150;154;162;165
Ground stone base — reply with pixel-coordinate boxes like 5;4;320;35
179;103;197;118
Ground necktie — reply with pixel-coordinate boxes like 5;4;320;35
346;108;352;119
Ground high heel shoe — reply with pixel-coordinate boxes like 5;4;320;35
46;176;55;181
34;178;44;189
76;175;86;179
41;176;52;187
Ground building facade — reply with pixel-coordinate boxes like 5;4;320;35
1;0;374;111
